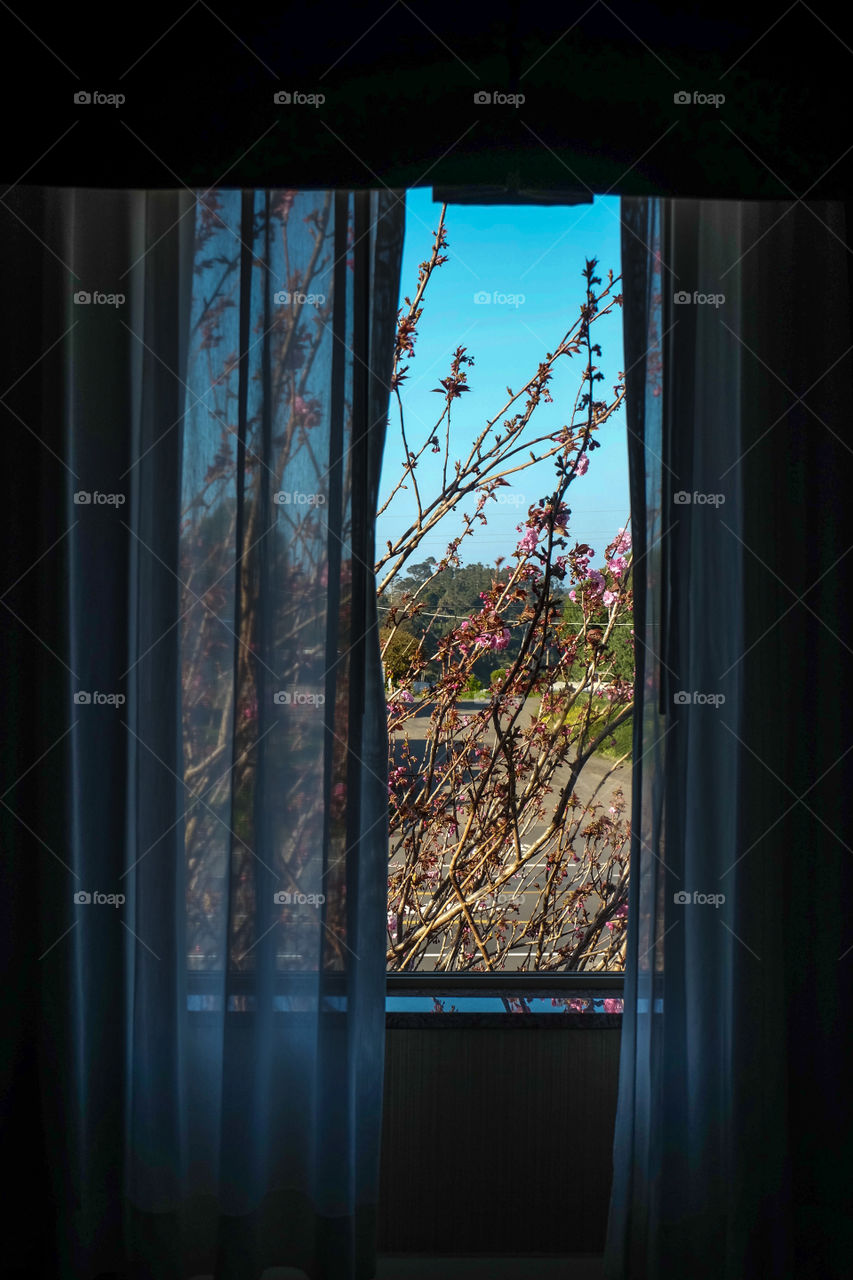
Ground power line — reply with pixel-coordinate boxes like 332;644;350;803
376;504;627;514
377;607;633;624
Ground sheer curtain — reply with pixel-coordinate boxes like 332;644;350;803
0;185;404;1280
607;197;853;1278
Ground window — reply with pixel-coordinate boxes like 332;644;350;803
380;190;633;990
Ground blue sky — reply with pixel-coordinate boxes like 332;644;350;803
377;189;630;576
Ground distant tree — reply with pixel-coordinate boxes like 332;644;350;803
382;560;568;686
379;622;421;682
560;597;633;685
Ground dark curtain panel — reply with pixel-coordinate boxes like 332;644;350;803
607;197;853;1278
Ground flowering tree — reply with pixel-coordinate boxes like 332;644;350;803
380;209;634;971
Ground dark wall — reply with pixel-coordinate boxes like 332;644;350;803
2;2;853;198
378;1023;622;1254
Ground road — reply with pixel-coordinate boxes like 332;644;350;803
388;696;632;969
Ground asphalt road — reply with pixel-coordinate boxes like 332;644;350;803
388;696;632;969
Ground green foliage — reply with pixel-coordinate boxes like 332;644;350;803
541;689;633;761
379;623;420;680
597;711;633;760
380;560;569;684
560;595;633;686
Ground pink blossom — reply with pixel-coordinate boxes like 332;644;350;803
603;590;617;606
575;453;589;476
608;555;628;577
569;589;577;602
603;998;623;1013
606;902;629;929
518;527;539;555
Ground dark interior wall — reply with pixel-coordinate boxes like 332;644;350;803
378;1023;622;1254
2;1;853;198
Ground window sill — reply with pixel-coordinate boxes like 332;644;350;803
385;972;624;1023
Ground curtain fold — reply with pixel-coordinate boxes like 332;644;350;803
0;184;404;1280
607;196;853;1278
